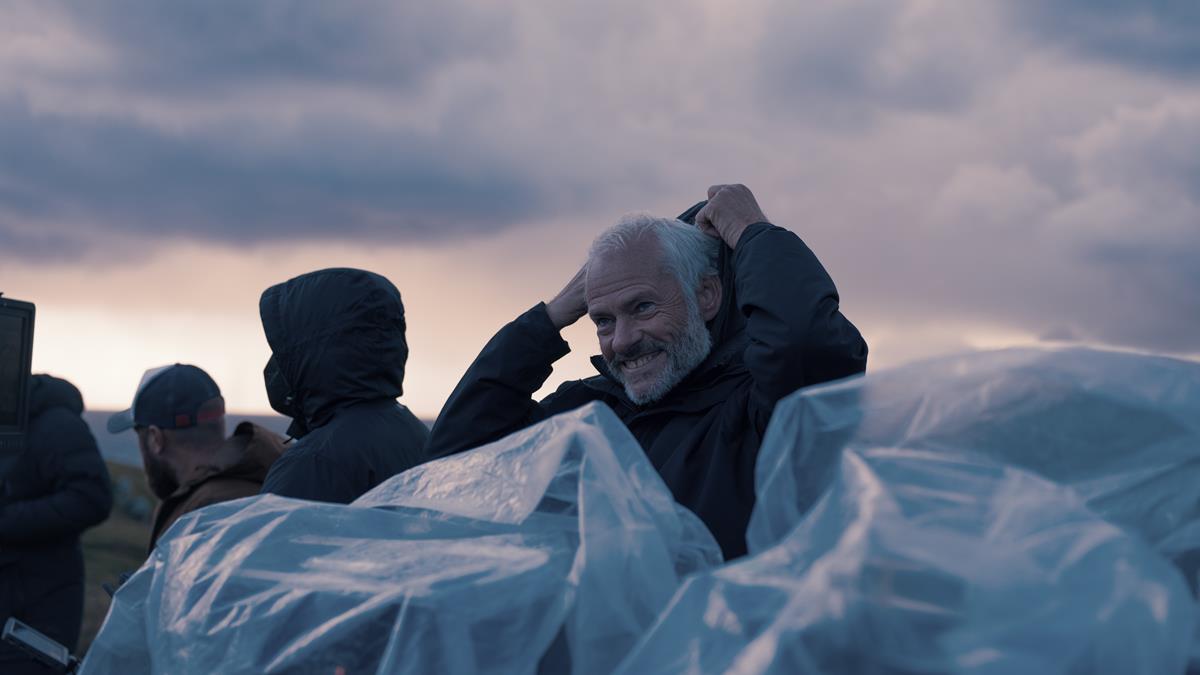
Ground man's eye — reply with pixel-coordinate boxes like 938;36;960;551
635;302;655;314
592;317;612;329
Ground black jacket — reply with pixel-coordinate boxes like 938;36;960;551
427;222;867;559
0;375;112;661
259;268;428;504
0;375;113;563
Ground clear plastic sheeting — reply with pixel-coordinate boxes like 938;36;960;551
618;348;1200;675
80;402;722;675
748;347;1200;573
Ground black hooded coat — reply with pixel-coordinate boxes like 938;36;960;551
0;375;112;667
427;208;868;560
258;268;428;504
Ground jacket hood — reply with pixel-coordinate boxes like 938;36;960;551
29;374;84;418
218;421;284;484
259;268;408;432
676;200;746;352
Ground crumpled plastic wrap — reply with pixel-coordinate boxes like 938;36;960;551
749;347;1200;571
618;348;1200;674
80;402;722;675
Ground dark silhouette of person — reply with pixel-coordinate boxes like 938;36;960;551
0;375;112;673
259;268;428;503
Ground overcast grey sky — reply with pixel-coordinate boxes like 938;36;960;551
2;0;1197;416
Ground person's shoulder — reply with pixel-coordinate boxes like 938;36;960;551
274;420;363;468
392;402;431;435
344;401;429;448
27;405;95;451
188;474;262;509
538;376;613;413
274;432;325;461
261;440;327;488
226;420;287;459
29;403;86;430
260;439;351;501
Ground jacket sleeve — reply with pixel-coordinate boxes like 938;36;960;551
0;410;114;544
734;222;868;415
426;303;576;460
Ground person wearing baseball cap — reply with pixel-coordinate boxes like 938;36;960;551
109;364;285;551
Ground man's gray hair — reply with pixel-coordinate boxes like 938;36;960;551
588;213;720;295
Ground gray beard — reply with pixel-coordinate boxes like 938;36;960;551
607;304;713;406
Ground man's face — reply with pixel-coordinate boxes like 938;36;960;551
136;427;179;500
586;243;713;405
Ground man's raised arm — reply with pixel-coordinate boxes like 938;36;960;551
696;184;868;414
425;266;593;459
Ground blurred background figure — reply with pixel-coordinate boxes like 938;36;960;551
107;364;284;552
0;375;112;674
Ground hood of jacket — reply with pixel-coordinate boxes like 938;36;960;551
676;199;746;352
29;374;84;419
259;268;408;435
221;421;285;482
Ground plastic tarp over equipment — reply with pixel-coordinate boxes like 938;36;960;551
81;402;721;675
619;348;1200;674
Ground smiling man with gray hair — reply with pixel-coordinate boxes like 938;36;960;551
427;184;868;559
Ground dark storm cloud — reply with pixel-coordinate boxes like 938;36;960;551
754;1;1004;126
63;1;512;93
0;1;581;255
0;94;548;248
1009;1;1200;77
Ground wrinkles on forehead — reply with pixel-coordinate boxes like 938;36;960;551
585;233;670;295
586;247;676;309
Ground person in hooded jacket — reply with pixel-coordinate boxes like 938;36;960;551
0;375;112;673
427;184;868;560
258;268;428;503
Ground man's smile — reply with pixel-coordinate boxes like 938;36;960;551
621;351;664;373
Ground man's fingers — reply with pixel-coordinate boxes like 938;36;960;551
694;203;721;238
706;184;728;200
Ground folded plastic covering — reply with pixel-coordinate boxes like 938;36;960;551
80;402;722;675
617;348;1200;674
748;347;1200;571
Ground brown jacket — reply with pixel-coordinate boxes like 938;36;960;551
149;421;285;551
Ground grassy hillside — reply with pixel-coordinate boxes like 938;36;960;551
79;461;156;655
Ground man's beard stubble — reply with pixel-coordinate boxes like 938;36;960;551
143;450;180;500
606;301;713;406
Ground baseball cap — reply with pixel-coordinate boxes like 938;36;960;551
106;364;225;433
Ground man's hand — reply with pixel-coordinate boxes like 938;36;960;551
695;184;769;249
545;264;588;330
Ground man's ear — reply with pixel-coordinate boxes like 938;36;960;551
145;425;166;456
697;275;722;322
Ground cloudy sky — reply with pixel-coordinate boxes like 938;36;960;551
2;1;1198;419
